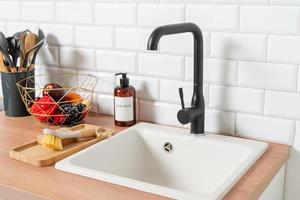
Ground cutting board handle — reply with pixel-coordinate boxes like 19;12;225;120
80;127;96;138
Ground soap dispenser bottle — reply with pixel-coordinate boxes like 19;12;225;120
114;73;136;127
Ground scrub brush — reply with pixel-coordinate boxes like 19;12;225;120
41;127;96;151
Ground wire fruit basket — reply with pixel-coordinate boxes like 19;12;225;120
17;73;98;127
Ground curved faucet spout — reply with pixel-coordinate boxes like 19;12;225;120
147;23;205;134
147;23;203;53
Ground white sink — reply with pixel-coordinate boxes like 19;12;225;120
55;122;268;200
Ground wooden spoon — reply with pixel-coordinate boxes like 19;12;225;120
22;39;44;72
20;33;38;72
0;52;9;72
25;33;38;52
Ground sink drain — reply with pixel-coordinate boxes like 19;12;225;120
163;142;173;153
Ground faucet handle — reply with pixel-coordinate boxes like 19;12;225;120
178;88;185;109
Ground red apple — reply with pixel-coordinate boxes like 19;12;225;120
43;83;65;102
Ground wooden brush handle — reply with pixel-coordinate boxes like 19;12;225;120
79;128;96;138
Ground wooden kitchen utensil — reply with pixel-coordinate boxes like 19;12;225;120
9;124;114;167
41;126;98;150
0;52;9;72
0;32;14;69
28;29;45;72
18;32;27;71
36;135;77;146
21;33;37;71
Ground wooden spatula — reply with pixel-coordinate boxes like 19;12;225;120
28;29;45;72
18;32;26;72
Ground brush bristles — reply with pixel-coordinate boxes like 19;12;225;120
41;134;63;151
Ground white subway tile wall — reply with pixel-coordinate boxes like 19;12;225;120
97;50;136;73
138;4;183;27
210;32;267;60
160;33;194;55
139;100;181;127
22;2;56;22
240;6;299;34
38;24;74;46
272;0;300;5
129;75;159;101
298;69;300;92
0;2;20;20
185;57;238;85
160;80;209;106
93;72;115;94
209;85;264;114
95;4;136;26
0;0;298;140
160;32;210;56
265;91;300;119
97;94;114;116
236;113;294;144
213;0;269;4
0;22;5;32
75;26;114;48
56;3;93;24
116;28;152;50
59;47;96;70
186;5;238;31
6;22;38;35
138;53;184;79
0;2;300;197
268;35;300;64
205;109;236;135
36;45;59;67
238;61;298;91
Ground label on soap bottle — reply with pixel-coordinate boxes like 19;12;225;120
114;96;134;121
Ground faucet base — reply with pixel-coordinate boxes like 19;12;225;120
190;115;205;134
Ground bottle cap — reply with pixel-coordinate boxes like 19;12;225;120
115;73;129;88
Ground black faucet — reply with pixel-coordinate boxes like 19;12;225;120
147;23;205;134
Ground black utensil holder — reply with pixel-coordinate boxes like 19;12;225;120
1;70;35;117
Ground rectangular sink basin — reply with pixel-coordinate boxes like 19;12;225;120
55;122;268;200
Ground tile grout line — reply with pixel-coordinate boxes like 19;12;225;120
295;65;299;92
236;5;241;32
290;120;296;145
234;111;237;136
262;89;266;115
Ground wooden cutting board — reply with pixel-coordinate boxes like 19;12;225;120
9;124;114;167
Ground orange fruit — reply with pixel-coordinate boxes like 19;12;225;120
64;92;83;104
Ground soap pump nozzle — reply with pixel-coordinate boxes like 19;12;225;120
115;73;129;88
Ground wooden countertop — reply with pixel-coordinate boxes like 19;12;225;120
0;112;289;200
